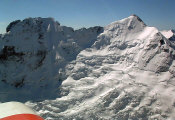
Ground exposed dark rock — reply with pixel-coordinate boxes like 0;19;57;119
131;14;146;26
0;46;25;61
38;33;44;39
169;35;175;41
36;50;47;68
6;20;21;32
1;79;7;83
160;39;165;45
13;78;24;88
96;26;104;34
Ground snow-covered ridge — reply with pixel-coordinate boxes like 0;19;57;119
161;30;175;42
160;30;175;39
1;15;175;119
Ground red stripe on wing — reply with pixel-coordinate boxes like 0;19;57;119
0;114;44;120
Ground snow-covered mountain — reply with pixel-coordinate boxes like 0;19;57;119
0;17;103;101
1;15;175;119
161;30;175;42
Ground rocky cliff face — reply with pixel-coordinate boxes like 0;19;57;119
0;17;103;101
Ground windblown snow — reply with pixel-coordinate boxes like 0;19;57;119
0;15;175;120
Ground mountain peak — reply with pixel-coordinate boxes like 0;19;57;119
6;17;60;33
129;14;146;25
6;20;21;32
22;17;56;24
105;14;146;34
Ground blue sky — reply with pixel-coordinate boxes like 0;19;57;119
0;0;175;33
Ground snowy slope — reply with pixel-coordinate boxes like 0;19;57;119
1;15;175;120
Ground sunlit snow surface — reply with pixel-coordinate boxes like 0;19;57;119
1;15;175;119
160;30;174;39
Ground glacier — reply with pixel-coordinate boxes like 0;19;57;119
0;15;175;120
